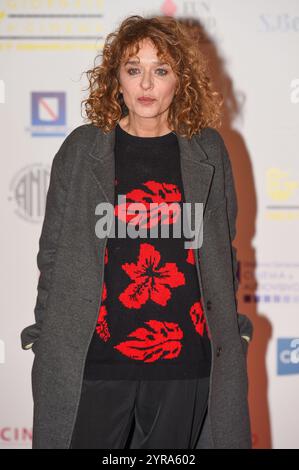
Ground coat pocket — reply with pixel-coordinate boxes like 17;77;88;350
20;322;42;350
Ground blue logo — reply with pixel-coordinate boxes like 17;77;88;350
277;338;299;375
28;92;67;137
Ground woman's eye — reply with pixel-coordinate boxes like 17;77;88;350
126;68;168;76
156;68;168;76
127;68;139;75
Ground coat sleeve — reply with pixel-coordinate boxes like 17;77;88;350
219;133;254;344
20;140;71;350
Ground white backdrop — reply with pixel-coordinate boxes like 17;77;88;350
0;0;298;449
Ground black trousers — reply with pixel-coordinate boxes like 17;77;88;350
70;376;210;449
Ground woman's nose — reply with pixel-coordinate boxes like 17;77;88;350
140;71;154;89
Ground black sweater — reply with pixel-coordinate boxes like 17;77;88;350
83;123;212;380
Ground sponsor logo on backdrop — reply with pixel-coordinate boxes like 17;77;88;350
259;13;299;32
277;338;299;375
266;167;299;220
25;92;67;137
161;0;217;33
0;1;103;51
0;427;32;447
161;0;177;16
9;163;50;223
241;260;299;305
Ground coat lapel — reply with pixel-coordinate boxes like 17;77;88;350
87;125;215;228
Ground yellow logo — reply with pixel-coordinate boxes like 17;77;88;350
267;168;299;202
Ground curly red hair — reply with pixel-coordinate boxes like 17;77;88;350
81;15;223;140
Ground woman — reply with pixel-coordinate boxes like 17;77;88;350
20;15;253;449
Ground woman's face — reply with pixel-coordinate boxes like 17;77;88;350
118;39;178;123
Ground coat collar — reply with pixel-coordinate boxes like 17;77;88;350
87;125;215;219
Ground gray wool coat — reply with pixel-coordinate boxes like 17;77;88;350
20;123;254;449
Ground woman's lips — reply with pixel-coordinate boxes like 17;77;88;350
137;97;156;104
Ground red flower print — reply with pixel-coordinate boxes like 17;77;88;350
114;180;182;229
113;319;183;362
186;248;195;265
95;282;110;341
96;305;110;342
119;243;185;309
101;282;107;302
104;247;108;264
189;299;210;339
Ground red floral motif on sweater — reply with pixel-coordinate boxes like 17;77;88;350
119;242;185;309
114;180;182;229
186;248;195;265
189;300;211;339
114;319;183;362
95;248;110;341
